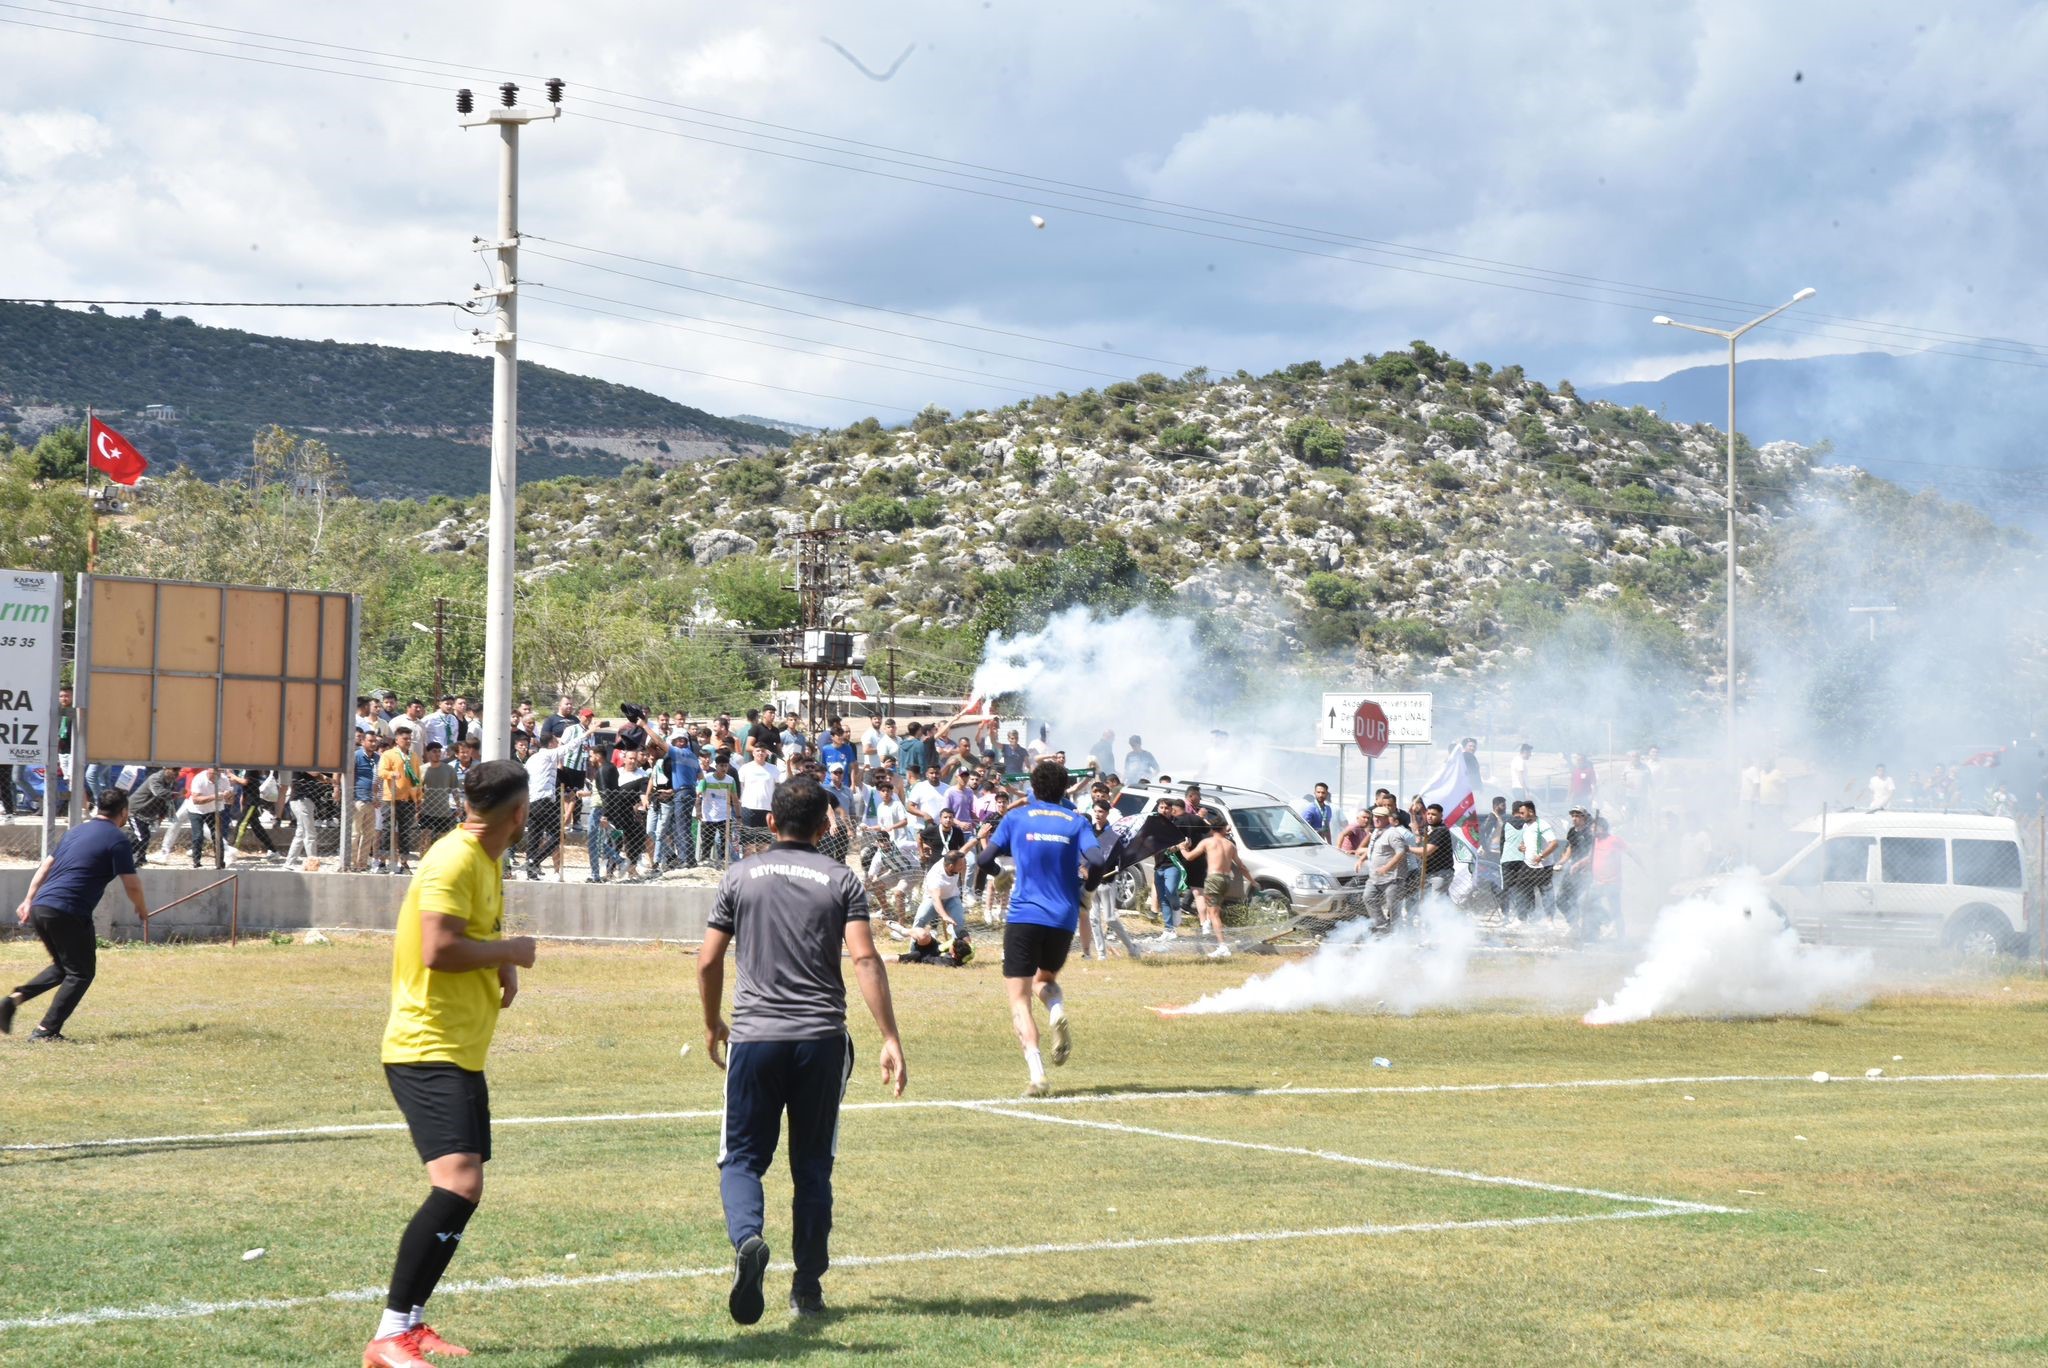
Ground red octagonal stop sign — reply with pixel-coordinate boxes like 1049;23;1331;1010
1352;700;1390;758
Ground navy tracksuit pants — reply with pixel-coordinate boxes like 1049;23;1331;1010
719;1033;854;1294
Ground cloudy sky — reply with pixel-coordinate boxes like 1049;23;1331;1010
2;1;2042;428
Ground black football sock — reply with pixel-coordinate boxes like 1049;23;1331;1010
386;1187;478;1315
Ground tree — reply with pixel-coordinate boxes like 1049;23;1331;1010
705;554;798;629
0;451;92;574
713;457;784;506
1303;571;1365;612
842;494;913;532
1157;422;1215;456
1283;417;1347;468
29;426;86;483
1429;413;1483;448
968;538;1167;644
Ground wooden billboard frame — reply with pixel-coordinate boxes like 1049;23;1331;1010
80;575;357;772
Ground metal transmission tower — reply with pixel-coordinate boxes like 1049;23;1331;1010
457;78;561;761
780;524;855;733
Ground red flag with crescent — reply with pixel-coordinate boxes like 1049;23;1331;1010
88;416;149;485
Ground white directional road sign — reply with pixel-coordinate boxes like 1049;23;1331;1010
1319;691;1432;748
0;570;62;769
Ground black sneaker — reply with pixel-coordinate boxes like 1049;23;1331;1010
27;1029;65;1044
729;1235;770;1326
790;1287;827;1318
0;995;15;1034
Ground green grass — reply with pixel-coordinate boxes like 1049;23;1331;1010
1;936;2045;1365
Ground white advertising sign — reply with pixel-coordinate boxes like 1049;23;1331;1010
1318;691;1433;748
0;570;63;768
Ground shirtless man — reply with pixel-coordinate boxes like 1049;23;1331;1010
1177;813;1250;960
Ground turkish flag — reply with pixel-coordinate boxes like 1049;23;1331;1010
88;417;149;485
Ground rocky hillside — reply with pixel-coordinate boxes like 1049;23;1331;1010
398;340;2026;702
0;301;787;497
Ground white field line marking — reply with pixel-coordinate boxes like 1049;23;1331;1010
963;1104;1738;1214
9;1072;2046;1155
0;1207;1694;1334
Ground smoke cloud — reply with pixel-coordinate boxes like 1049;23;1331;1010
1582;880;1873;1025
1171;914;1478;1017
1162;881;1873;1025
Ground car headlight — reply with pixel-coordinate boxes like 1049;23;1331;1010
1292;872;1331;892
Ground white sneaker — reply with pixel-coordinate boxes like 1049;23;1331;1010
1048;1015;1071;1068
1023;1079;1052;1098
1207;943;1233;959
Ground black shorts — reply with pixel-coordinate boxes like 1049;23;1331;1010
385;1062;491;1164
1003;922;1073;979
558;766;586;793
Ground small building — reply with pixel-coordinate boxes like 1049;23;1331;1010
142;403;178;422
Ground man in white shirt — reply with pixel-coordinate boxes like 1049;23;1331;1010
737;743;780;835
187;766;224;869
1866;764;1896;812
1509;743;1533;802
871;718;900;767
913;847;968;937
421;695;463;755
522;735;563;880
860;774;916;920
904;766;946;836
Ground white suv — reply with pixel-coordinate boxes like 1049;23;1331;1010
1111;782;1369;915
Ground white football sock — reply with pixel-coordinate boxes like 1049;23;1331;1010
1044;986;1066;1022
375;1308;411;1340
1024;1047;1045;1085
410;1305;425;1329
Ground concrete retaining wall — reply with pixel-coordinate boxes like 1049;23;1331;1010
0;866;714;943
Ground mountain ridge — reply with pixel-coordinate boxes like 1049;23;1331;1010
0;301;788;497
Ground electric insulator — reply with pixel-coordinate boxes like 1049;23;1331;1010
546;77;565;104
499;82;519;107
456;88;474;114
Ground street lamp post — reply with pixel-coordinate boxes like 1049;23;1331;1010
1652;287;1815;799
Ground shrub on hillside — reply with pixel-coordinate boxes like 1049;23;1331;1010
1284;417;1347;468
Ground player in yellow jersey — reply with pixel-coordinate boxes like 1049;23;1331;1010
364;759;538;1368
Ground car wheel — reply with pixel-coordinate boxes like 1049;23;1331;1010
1250;884;1292;915
1943;906;2016;959
1113;867;1141;912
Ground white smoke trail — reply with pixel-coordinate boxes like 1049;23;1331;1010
1582;879;1872;1025
1173;914;1479;1016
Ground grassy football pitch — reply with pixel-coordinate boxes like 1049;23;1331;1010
1;934;2044;1365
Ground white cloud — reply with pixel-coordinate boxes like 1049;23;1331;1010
0;109;110;179
0;1;2039;426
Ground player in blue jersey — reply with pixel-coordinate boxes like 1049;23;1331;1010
975;758;1109;1096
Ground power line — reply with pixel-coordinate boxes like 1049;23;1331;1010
573;109;2048;373
520;338;914;413
521;288;1048;395
26;1;2041;364
0;296;481;309
524;245;1156;380
0;11;447;89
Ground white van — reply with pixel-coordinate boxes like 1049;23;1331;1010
1750;812;2029;956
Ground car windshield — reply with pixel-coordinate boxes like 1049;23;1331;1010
1231;805;1321;851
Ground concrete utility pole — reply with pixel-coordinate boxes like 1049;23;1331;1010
1651;287;1815;800
459;78;561;761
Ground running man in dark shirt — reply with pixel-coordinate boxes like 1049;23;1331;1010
700;776;906;1325
5;787;148;1041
